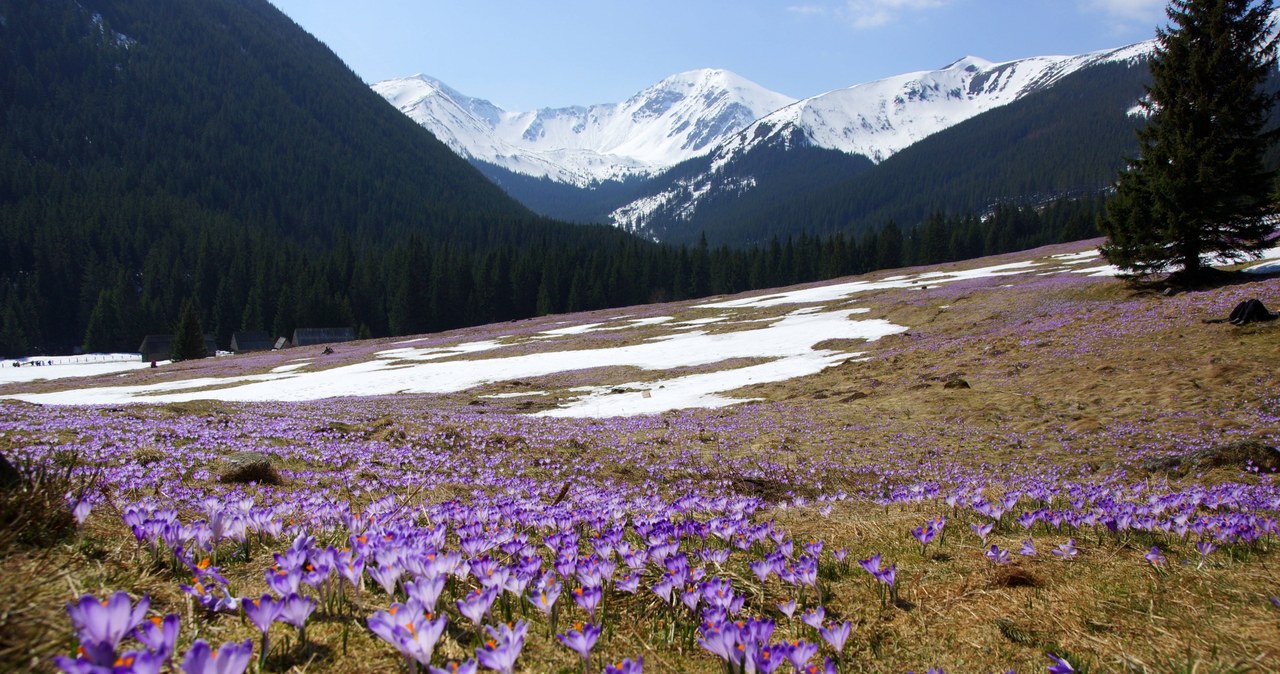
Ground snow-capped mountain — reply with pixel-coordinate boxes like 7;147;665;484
610;41;1153;233
373;69;796;186
716;42;1151;165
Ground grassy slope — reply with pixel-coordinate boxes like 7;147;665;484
1;242;1278;673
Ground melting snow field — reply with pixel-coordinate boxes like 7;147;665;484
3;246;1276;417
0;354;157;384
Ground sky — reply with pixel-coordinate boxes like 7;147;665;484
266;0;1169;111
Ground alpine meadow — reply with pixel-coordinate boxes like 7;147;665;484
2;1;1280;674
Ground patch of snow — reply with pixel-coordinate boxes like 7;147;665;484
534;323;607;338
1242;245;1280;274
5;310;905;414
700;261;1040;309
0;354;154;384
672;316;728;326
1049;250;1102;262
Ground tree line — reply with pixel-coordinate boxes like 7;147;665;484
0;196;1103;356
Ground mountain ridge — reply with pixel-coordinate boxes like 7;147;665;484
373;68;796;185
376;42;1154;241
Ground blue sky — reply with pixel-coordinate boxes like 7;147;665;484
267;0;1167;110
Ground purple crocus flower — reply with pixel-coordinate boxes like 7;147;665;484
603;656;643;674
368;562;403;597
750;643;785;674
336;549;365;591
1047;653;1076;673
556;622;601;664
680;584;701;612
874;563;897;588
66;591;151;651
240;594;283;634
1145;547;1167;567
429;661;478;674
858;553;882;576
1196;540;1216;568
134;614;181;660
179;638;253;674
571;584;603;619
265;566;301;596
1052;539;1078;560
476;621;527;674
800;606;826;629
615;571;640;594
406;575;446;612
912;524;936;549
651;574;677;605
750;559;774;583
530;579;562;615
784;640;819;670
818;620;852;653
777;598;797;618
56;649;165;674
1019;539;1037;557
696;622;741;666
970;522;994;544
278;593;316;631
71;497;93;525
985;545;1011;565
457;587;498;627
368;599;448;666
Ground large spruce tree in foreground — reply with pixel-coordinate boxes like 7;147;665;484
1101;0;1279;281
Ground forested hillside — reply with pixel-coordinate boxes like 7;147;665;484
0;0;1132;358
0;0;693;355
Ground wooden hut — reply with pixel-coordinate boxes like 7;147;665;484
291;327;355;347
229;331;273;353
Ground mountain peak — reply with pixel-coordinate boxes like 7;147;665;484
374;70;795;185
942;55;994;72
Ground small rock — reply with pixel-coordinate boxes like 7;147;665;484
0;453;25;490
218;451;283;485
944;378;971;389
1140;439;1279;476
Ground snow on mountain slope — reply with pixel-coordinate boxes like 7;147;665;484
610;41;1153;232
717;41;1152;166
373;70;796;186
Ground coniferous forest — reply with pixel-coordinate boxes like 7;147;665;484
0;0;1106;357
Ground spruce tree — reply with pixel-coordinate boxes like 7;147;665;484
171;299;207;361
1101;0;1279;281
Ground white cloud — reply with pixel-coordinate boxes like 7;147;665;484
846;0;949;28
786;4;829;16
790;0;950;29
1079;0;1165;33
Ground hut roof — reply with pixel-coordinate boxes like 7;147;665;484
230;331;273;353
292;327;355;347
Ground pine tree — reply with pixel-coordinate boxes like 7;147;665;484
1101;0;1279;281
171;299;207;361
